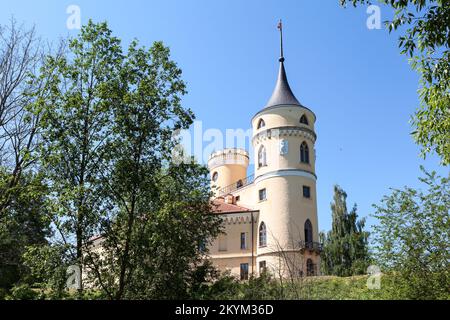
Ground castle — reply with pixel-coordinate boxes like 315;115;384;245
207;23;320;280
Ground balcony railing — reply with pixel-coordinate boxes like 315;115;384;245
217;174;254;196
298;240;322;253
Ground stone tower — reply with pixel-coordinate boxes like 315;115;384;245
251;21;320;276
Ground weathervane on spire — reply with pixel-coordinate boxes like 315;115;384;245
277;19;284;62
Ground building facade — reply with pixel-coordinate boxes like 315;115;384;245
207;30;321;280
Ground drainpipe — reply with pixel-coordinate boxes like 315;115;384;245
251;211;255;276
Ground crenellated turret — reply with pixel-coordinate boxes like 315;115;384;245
207;148;249;197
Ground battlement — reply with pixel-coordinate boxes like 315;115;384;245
207;148;249;170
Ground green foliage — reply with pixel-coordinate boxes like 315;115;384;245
320;185;370;276
7;283;39;300
29;21;224;299
238;272;283;300
0;171;51;290
21;244;71;298
87;163;222;299
32;20;124;277
340;0;450;164
372;167;450;299
193;270;241;300
199;272;408;300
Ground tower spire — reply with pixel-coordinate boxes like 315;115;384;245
263;20;302;109
277;19;284;62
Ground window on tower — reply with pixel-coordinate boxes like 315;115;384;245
259;188;267;201
303;185;311;198
304;219;313;244
300;114;309;125
300;141;310;164
258;145;267;167
259;222;267;247
259;261;267;274
212;171;218;182
257;119;266;129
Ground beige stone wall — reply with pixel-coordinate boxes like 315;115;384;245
208;212;258;277
229;184;257;210
252;106;316;132
210;164;248;193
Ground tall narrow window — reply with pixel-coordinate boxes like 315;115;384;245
300;141;310;164
259;261;267;274
240;263;249;280
303;186;311;199
240;232;247;250
259;222;267;247
258;145;267;167
259;188;267;201
307;259;315;276
257;119;266;129
304;219;313;244
300;114;309;125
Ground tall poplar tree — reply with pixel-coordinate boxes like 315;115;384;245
320;185;370;276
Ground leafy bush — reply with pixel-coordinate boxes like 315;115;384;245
8;284;38;300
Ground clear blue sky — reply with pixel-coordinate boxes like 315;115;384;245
2;0;448;233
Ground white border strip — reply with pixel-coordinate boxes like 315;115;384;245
254;169;317;184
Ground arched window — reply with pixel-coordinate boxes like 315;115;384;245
304;219;313;244
300;141;309;164
259;222;267;247
307;259;315;276
257;119;266;129
258;145;267;168
300;115;308;125
212;172;218;182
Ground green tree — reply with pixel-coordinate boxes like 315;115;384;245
340;0;450;164
21;243;71;298
320;185;370;276
30;20;221;300
0;171;51;291
83;38;221;299
33;20;123;290
372;167;449;299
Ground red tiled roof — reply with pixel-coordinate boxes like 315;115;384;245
211;198;253;214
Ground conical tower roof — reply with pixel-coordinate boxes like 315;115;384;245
265;59;302;108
